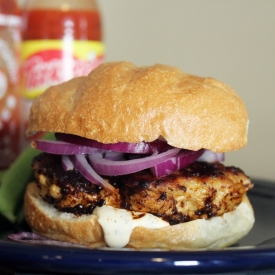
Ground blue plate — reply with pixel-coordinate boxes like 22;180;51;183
1;178;275;274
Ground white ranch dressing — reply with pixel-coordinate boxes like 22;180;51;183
93;205;169;248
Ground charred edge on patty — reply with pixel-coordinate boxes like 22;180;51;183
32;153;253;225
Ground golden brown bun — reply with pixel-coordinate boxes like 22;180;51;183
24;183;105;248
24;182;254;250
26;62;248;153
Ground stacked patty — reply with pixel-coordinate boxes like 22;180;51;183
32;153;253;225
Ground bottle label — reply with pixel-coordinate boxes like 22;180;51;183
0;13;21;169
21;40;104;99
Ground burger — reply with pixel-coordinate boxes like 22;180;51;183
23;61;254;249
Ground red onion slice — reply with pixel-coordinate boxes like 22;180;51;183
104;152;125;161
8;232;86;248
32;140;104;155
56;133;173;154
150;149;205;177
32;134;225;184
197;150;225;163
88;148;180;176
73;154;117;193
62;155;74;171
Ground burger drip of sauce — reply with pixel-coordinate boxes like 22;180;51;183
93;205;169;248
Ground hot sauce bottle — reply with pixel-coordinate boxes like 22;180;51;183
0;0;21;169
20;0;104;147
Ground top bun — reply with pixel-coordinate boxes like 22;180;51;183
26;61;248;152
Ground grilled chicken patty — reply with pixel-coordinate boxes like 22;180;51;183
32;153;253;225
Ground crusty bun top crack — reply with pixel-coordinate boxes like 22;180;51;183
26;61;248;153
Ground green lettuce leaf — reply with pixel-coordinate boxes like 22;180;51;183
0;133;55;223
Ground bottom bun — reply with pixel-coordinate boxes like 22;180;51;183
24;182;255;250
